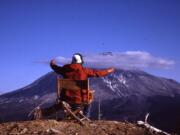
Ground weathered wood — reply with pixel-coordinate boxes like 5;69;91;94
57;78;89;97
137;113;171;135
61;101;85;125
28;98;50;118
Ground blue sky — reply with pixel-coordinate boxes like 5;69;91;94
0;0;179;92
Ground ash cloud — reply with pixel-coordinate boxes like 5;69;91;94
55;51;175;69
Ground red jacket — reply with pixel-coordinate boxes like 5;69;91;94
50;63;110;80
51;63;110;104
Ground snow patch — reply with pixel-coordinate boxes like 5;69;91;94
111;74;129;88
19;99;24;103
102;77;125;97
118;75;127;85
33;95;39;100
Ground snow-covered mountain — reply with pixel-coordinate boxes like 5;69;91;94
0;69;180;132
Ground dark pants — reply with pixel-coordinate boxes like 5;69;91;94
70;103;91;118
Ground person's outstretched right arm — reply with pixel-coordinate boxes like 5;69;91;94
50;59;63;74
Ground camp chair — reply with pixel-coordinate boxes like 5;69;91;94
56;77;94;125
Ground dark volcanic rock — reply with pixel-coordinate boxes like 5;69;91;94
0;120;157;135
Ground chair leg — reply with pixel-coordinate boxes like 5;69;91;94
61;101;86;125
77;112;91;122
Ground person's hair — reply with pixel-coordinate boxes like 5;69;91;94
71;53;84;64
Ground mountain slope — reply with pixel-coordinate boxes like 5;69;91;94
0;69;180;133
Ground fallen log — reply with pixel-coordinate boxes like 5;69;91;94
137;113;171;135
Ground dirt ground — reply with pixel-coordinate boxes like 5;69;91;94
0;120;160;135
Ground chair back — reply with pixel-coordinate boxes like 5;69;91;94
57;78;89;99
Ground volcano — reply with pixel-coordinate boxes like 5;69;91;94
0;69;180;133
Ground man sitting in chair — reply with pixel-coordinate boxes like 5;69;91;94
34;53;114;119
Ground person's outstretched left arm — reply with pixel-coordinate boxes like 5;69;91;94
84;67;115;77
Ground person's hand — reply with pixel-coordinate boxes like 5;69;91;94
107;68;115;73
50;59;56;65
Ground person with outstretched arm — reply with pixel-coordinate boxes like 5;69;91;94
33;53;114;119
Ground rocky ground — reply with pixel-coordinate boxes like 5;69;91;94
0;120;163;135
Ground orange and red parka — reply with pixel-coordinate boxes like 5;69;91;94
50;62;110;104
